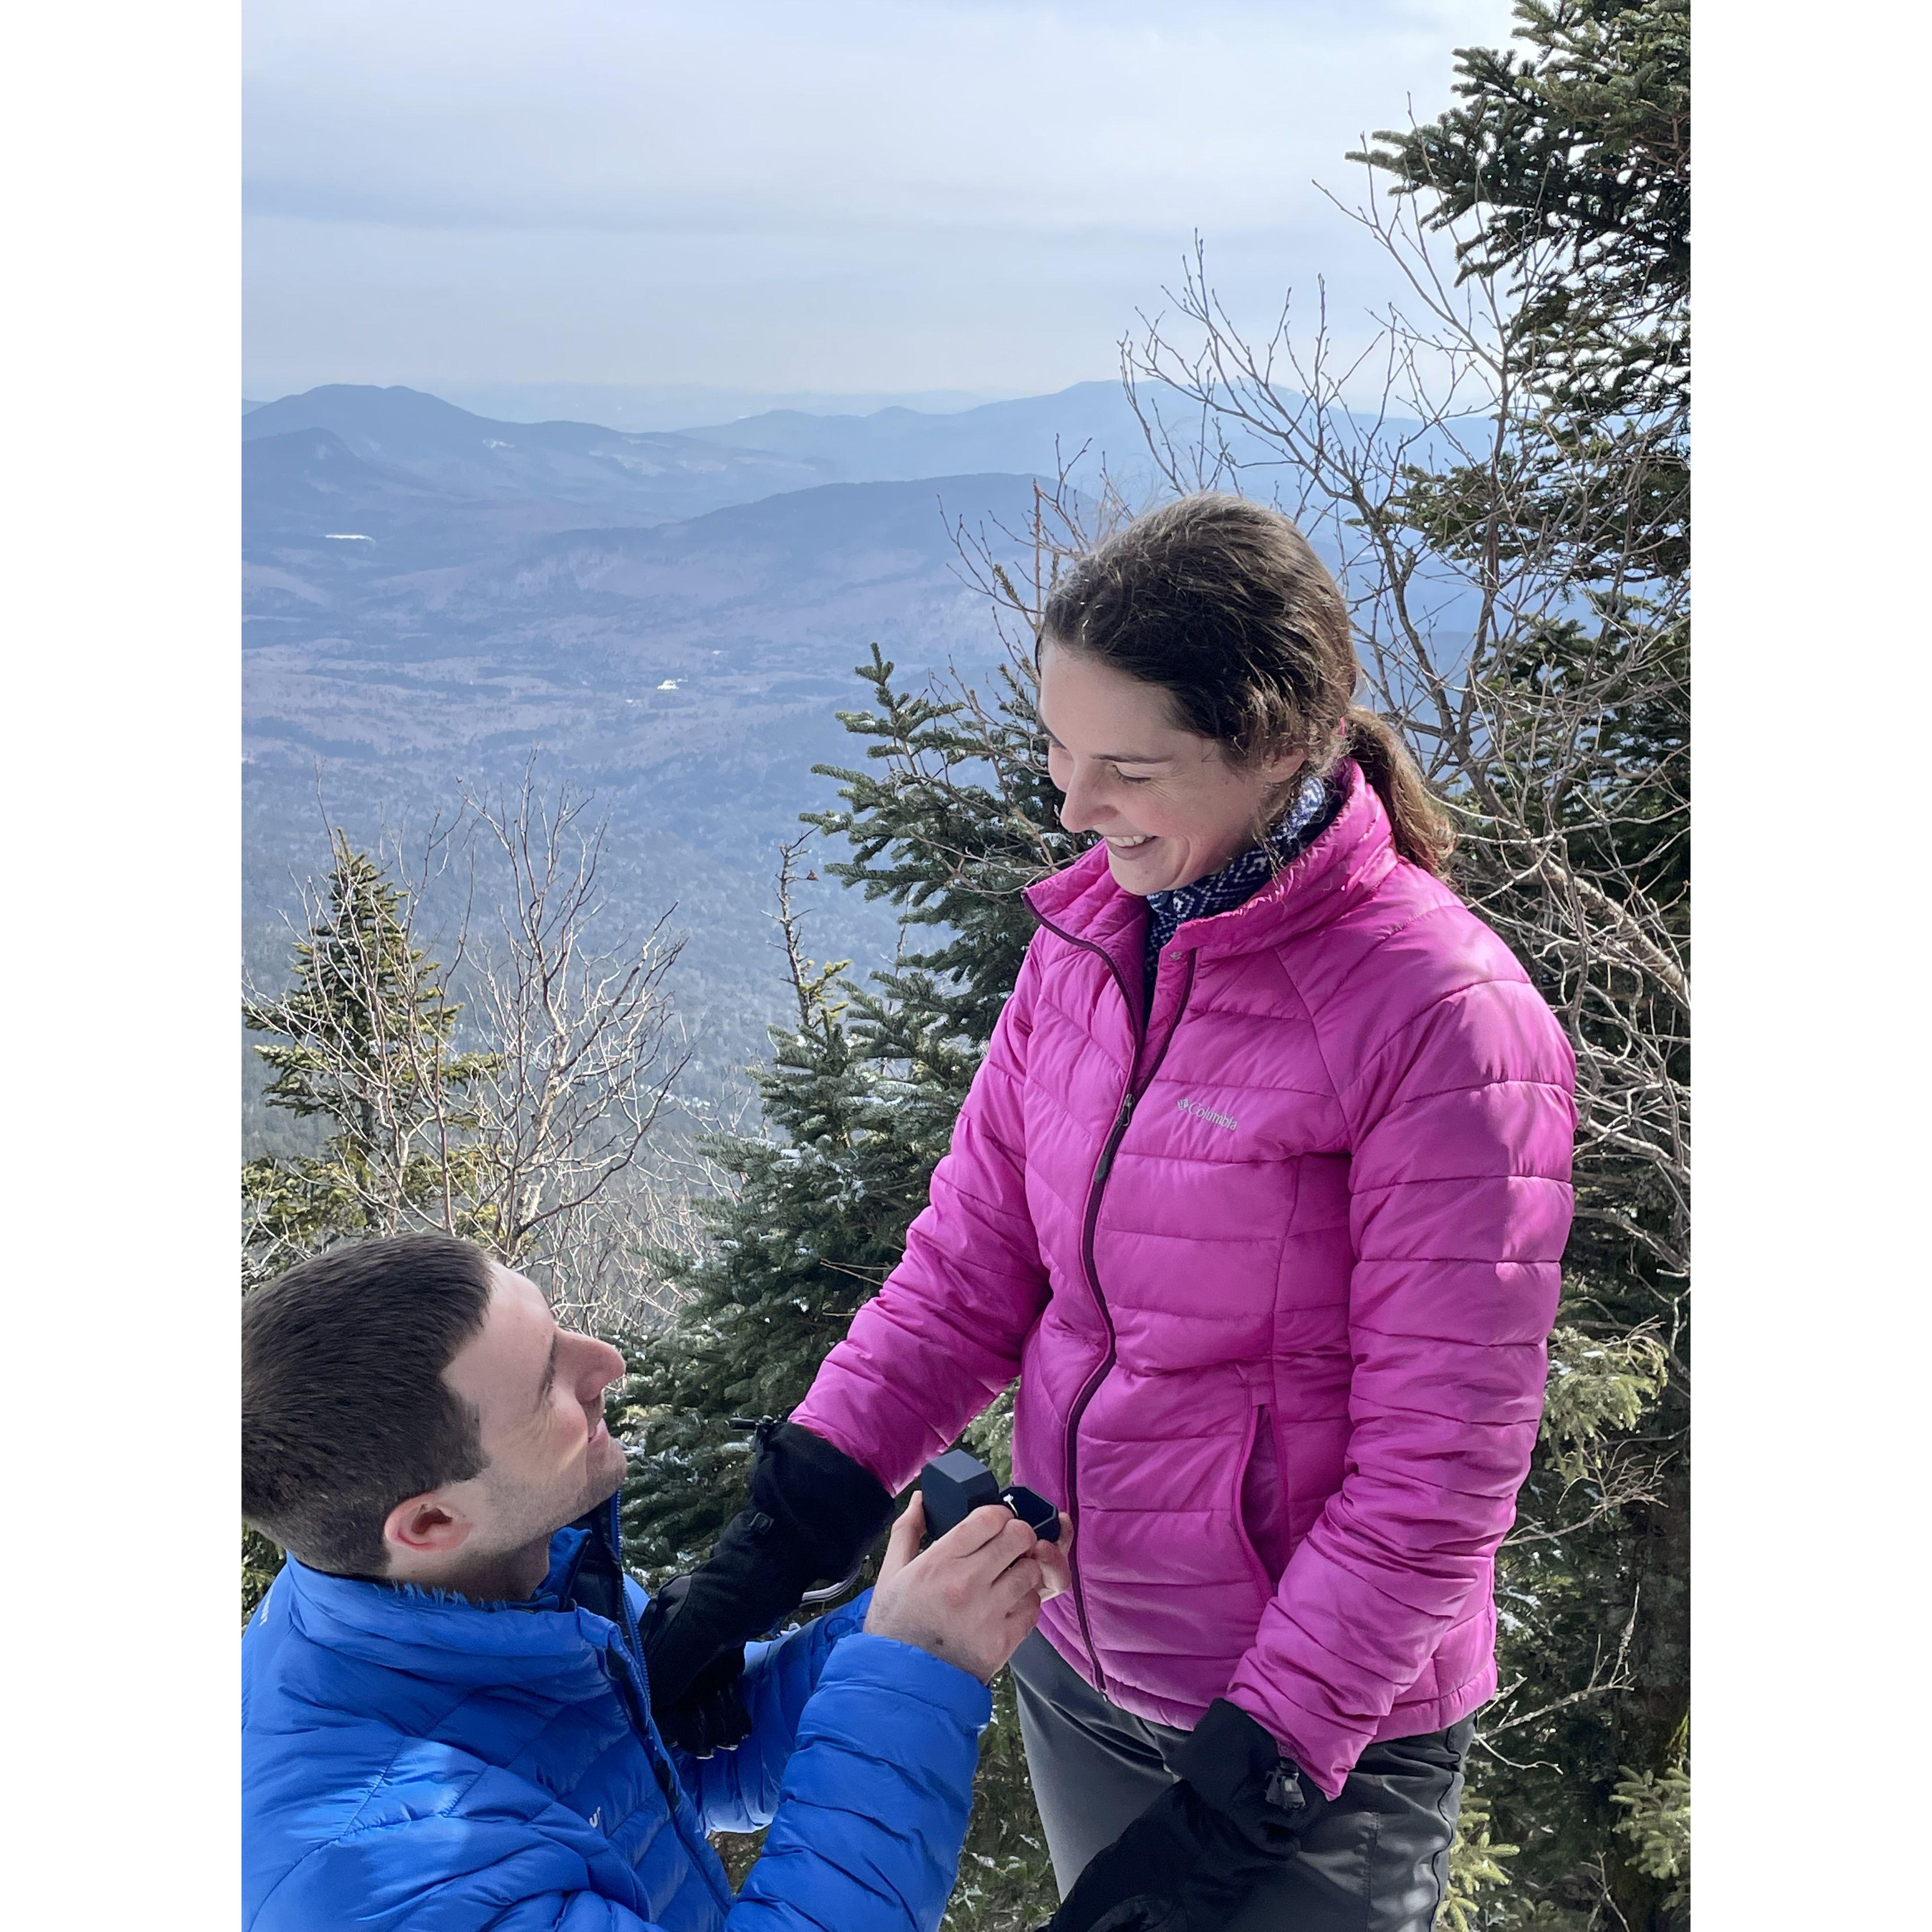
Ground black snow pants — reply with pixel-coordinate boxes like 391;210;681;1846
1011;1630;1474;1932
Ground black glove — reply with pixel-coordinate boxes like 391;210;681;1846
640;1419;891;1754
1043;1699;1327;1932
652;1629;752;1760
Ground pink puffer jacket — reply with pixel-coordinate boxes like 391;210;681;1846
793;763;1576;1794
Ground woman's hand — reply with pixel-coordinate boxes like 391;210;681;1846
864;1493;1072;1681
1043;1699;1323;1932
1036;1511;1074;1598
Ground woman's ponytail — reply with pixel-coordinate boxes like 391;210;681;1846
1342;706;1455;876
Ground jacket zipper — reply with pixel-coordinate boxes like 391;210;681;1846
1031;913;1197;1699
590;1501;736;1916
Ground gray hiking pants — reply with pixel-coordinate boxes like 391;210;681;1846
1010;1632;1474;1932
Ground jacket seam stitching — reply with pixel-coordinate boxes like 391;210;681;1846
1348;1166;1574;1194
1344;971;1544;1112
1352;1252;1565;1266
248;1762;494;1925
1355;1073;1573;1117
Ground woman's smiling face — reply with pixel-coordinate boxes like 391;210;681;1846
1037;642;1308;896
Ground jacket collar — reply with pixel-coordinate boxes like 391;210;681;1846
276;1491;632;1690
1024;760;1399;971
1142;771;1335;959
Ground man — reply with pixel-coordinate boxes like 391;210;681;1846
242;1234;1069;1932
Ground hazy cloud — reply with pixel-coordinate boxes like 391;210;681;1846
245;0;1523;398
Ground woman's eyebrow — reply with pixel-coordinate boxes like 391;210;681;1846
1037;717;1173;764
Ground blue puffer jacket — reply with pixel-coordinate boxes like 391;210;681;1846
242;1495;992;1931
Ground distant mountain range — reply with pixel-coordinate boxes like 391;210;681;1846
244;376;1465;523
243;384;834;522
243;382;1087;1120
416;380;1002;430
674;381;1169;487
247;382;1005;429
240;377;1191;528
242;378;1473;1128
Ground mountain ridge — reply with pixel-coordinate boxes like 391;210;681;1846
243;384;838;521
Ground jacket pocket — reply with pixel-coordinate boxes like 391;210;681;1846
1235;1404;1293;1592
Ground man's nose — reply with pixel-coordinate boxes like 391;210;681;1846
597;1337;627;1388
576;1334;627;1394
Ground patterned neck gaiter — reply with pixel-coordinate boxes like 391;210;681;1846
1142;771;1338;1000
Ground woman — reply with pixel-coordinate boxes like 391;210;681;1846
658;495;1576;1932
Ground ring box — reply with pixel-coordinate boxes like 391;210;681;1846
920;1448;1061;1543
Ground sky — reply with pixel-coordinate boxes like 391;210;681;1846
244;0;1526;417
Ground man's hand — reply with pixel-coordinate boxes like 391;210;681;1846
864;1493;1073;1682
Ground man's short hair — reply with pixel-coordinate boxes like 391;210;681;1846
242;1234;497;1576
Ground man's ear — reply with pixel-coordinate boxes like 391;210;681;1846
382;1490;476;1562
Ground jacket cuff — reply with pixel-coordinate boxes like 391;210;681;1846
1221;1678;1350;1798
752;1419;895;1576
815;1629;994;1733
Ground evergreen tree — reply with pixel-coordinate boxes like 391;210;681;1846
1356;8;1691;1926
242;835;494;1622
242;833;494;1287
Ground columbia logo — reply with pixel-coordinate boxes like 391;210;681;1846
1176;1096;1238;1133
